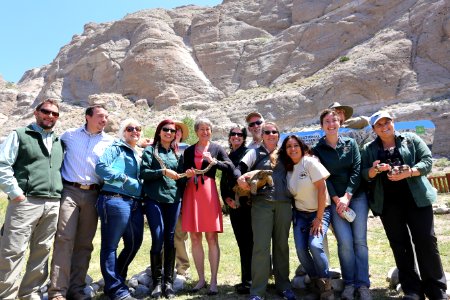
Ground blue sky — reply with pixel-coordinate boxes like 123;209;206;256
0;0;221;83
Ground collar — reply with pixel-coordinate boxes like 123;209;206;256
31;122;53;135
82;125;103;136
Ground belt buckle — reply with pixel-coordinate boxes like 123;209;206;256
79;184;91;190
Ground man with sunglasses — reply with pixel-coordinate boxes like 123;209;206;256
0;99;64;300
246;112;265;149
48;105;114;300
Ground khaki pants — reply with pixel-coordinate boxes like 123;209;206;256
250;200;292;297
174;214;190;275
48;185;99;298
0;196;60;300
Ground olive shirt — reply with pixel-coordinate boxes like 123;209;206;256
140;144;184;203
312;136;361;198
360;132;436;215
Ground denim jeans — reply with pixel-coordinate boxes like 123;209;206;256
331;192;370;288
97;194;144;299
144;198;181;254
293;207;331;279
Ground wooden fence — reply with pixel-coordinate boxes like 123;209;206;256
428;173;450;193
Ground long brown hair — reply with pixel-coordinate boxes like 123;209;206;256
278;135;312;171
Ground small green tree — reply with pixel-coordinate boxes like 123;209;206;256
182;116;197;145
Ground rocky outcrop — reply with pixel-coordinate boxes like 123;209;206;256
1;0;449;155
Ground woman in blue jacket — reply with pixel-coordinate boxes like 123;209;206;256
95;118;144;300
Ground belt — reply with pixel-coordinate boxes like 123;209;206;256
63;179;99;191
100;190;139;201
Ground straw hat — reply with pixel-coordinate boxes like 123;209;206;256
174;121;189;142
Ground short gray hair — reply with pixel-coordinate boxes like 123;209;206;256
118;118;142;140
194;118;213;132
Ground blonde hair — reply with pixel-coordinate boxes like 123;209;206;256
262;121;279;168
118;118;142;140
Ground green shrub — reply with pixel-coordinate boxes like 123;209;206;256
339;56;350;62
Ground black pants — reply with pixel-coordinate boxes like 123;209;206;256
380;196;447;299
229;199;253;284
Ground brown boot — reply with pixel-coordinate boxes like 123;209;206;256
316;278;334;300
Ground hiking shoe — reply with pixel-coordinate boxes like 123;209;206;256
249;295;264;300
341;285;355;300
279;289;296;300
358;286;372;300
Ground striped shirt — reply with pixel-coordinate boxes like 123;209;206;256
61;126;114;185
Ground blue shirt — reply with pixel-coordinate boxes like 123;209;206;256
61;126;114;185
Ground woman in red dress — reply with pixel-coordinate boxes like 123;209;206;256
181;118;235;295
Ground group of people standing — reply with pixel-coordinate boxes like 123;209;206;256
0;99;447;300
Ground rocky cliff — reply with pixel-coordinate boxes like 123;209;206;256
0;0;449;155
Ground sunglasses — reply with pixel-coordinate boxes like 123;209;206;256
162;127;177;133
263;130;279;135
248;120;263;127
125;126;142;132
229;132;244;137
39;108;60;117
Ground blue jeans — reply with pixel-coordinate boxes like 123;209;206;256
293;207;331;278
331;192;370;288
97;195;144;299
144;198;181;254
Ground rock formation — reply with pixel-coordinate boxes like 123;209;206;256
0;0;449;155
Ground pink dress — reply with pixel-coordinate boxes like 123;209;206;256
181;145;223;233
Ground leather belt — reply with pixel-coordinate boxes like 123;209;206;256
63;179;99;191
100;190;139;200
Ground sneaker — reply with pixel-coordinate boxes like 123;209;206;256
279;289;297;300
358;286;372;300
341;285;355;300
248;295;264;300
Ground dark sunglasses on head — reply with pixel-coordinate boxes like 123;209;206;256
162;127;177;133
248;120;263;127
125;126;142;132
263;130;279;135
229;132;244;137
39;108;60;117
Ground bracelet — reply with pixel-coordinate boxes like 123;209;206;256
409;169;413;178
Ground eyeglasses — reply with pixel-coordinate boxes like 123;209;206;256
125;126;142;132
229;132;244;137
263;130;279;135
39;108;60;117
248;120;263;127
162;127;177;133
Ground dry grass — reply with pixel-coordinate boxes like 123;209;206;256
0;195;449;299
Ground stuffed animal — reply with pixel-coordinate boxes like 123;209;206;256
232;170;274;207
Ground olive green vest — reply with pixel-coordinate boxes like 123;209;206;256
13;125;64;199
